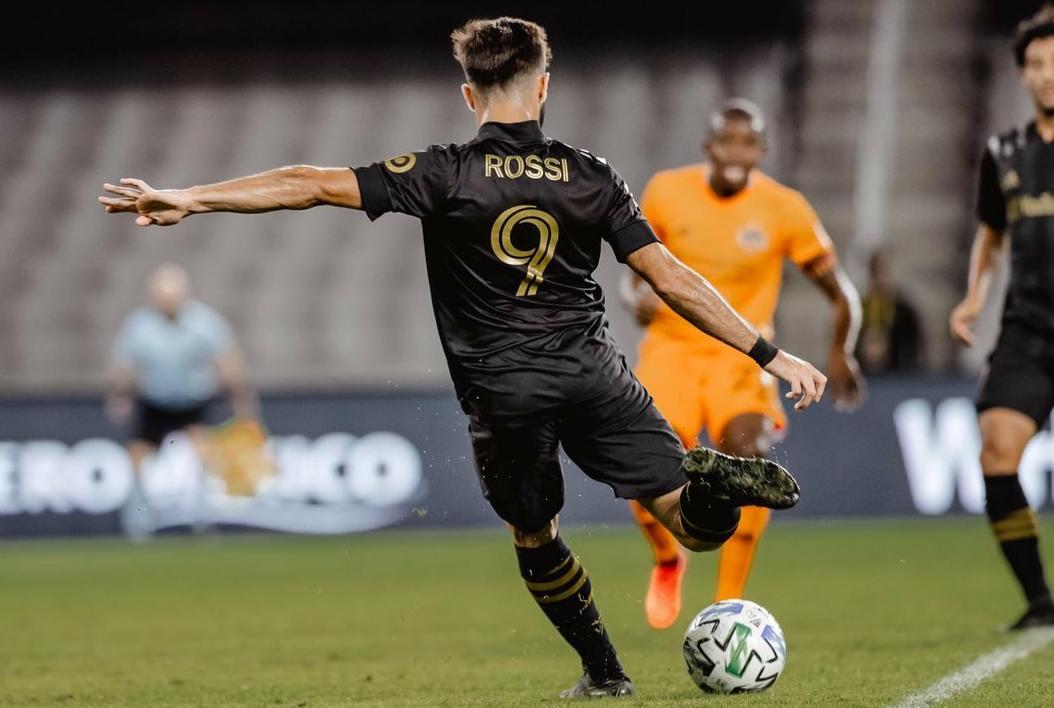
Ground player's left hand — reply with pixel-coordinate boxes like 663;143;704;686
764;349;827;412
826;348;866;412
99;178;193;227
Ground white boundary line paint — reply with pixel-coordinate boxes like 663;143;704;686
891;628;1054;707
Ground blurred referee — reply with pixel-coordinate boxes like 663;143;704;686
106;263;253;469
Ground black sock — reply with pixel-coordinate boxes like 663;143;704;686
984;474;1052;608
516;536;624;681
678;481;741;545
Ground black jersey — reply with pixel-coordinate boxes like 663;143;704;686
353;120;658;421
977;123;1054;333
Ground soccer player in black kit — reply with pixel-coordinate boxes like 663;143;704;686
99;17;827;698
951;6;1054;630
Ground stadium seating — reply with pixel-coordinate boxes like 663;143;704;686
0;53;789;392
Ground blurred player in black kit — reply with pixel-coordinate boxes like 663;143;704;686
951;6;1054;630
100;17;827;698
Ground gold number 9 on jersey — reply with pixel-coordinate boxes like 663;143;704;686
490;205;560;296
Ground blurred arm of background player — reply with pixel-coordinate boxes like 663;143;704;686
950;223;1004;346
99;170;826;409
626;243;826;411
621;251;863;411
216;345;258;420
799;256;866;411
105;360;137;424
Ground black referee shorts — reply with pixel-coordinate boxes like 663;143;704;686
468;369;686;533
133;398;214;446
977;322;1054;427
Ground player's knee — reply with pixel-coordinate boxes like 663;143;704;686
679;535;722;553
510;517;559;547
980;435;1023;470
718;415;774;459
733;529;759;544
721;436;767;460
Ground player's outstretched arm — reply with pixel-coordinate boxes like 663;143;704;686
98;167;362;227
627;242;826;410
950;223;1004;346
802;259;866;411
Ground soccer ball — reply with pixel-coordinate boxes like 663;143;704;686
682;599;787;694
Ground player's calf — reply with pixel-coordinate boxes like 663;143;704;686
512;522;631;694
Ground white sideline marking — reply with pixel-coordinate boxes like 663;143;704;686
891;628;1054;707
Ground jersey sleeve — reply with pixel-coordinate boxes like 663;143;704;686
603;166;658;262
976;145;1007;231
639;174;667;242
782;190;837;271
352;145;456;221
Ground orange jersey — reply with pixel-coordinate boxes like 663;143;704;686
641;164;835;346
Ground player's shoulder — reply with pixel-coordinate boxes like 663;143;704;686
986;124;1032;159
122;306;154;330
752;171;812;210
640;165;705;203
547;140;645;197
648;163;704;186
425;142;462;156
186;300;229;327
542;140;618;177
379;143;460;172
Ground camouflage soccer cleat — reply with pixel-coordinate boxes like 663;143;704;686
682;447;800;510
559;673;635;699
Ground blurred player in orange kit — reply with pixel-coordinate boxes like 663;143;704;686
622;99;867;629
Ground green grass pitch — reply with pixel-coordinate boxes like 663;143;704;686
4;518;1054;707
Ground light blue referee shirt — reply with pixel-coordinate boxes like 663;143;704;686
113;300;234;408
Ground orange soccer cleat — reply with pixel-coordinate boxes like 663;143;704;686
645;551;688;630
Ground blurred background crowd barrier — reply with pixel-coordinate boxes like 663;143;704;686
1;0;1052;536
4;378;1053;537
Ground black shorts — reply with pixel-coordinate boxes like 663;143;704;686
133;398;213;446
977;322;1054;427
468;369;686;533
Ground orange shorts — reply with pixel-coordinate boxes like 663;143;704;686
635;331;787;448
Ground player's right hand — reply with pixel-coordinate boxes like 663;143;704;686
764;350;827;412
99;178;192;227
949;298;981;346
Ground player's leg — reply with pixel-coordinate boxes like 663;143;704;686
634;443;799;554
630;335;704;628
979;408;1053;628
561;376;798;556
976;331;1054;629
127;398;168;472
629;498;684;567
712;413;775;601
468;417;633;697
701;357;787;600
121;400;166;540
629;497;688;629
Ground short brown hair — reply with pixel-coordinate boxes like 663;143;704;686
451;17;552;89
1014;4;1054;66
